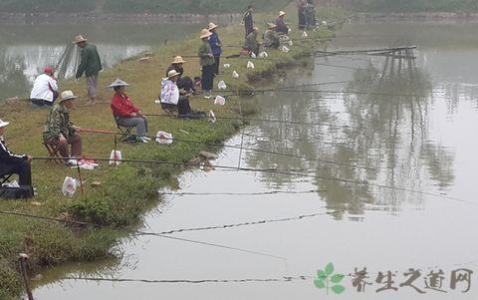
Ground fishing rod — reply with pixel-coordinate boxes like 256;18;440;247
31;156;474;205
61;276;308;284
315;45;417;55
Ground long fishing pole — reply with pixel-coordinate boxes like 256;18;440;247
31;156;474;205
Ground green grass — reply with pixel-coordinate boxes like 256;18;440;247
0;4;344;298
345;0;478;13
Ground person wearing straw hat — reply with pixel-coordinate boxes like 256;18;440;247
43;91;83;166
109;79;150;143
243;27;260;56
208;22;222;75
166;56;195;93
73;34;102;105
241;5;254;38
275;11;290;35
0;119;34;195
264;23;280;49
198;29;215;99
30;66;59;107
160;70;205;119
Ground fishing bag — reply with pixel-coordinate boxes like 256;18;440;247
0;186;33;199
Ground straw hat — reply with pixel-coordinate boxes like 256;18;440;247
167;70;181;78
172;56;187;64
278;11;287;17
59;90;77;103
108;79;130;88
200;29;213;39
208;22;219;31
0;119;10;128
267;23;277;29
72;35;87;44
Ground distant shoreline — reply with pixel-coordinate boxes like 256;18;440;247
351;11;478;22
0;12;243;25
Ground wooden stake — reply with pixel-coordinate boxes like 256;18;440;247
19;253;34;300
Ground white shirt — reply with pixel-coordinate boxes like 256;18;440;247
160;78;179;105
30;74;58;102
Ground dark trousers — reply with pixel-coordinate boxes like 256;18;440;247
201;64;215;91
213;56;221;75
298;11;307;29
45;135;82;159
177;76;195;92
31;99;54;107
0;160;32;186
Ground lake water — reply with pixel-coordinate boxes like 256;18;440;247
33;21;478;299
0;23;198;100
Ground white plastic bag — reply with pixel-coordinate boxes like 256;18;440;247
232;70;239;78
250;52;257;59
156;131;173;144
281;46;290;53
218;80;227;90
247;61;255;69
302;31;308;38
209;110;217;123
259;51;268;58
288;40;293;46
62;176;78;197
109;150;122;166
223;63;231;69
214;96;226;106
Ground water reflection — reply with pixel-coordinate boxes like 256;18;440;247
246;50;455;217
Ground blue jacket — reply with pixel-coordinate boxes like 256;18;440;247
209;32;222;56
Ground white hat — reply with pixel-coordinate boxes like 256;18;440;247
0;119;10;128
59;90;78;103
168;70;181;78
279;11;287;17
208;22;219;31
108;79;130;88
200;29;213;39
72;35;87;44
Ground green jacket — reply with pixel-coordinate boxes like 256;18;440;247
43;104;76;141
76;43;102;78
198;41;215;66
264;30;280;49
244;31;260;55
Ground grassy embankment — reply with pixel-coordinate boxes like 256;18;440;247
343;0;478;13
0;4;346;299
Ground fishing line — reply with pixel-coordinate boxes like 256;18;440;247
60;276;309;284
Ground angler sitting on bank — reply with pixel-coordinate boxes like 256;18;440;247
30;66;59;107
43;91;83;166
161;70;206;119
0;119;34;198
243;27;260;56
275;11;290;35
110;79;150;144
166;56;196;94
264;23;280;49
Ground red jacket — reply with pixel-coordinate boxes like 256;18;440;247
111;92;140;118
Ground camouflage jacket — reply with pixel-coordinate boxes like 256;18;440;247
43;104;76;141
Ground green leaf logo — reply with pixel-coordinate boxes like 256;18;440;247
313;263;346;295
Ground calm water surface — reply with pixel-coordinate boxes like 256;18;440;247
0;23;198;99
33;22;478;299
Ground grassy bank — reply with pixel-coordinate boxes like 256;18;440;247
0;4;345;299
340;0;478;13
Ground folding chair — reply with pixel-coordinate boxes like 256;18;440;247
114;116;135;142
43;142;64;164
0;173;12;185
161;102;178;116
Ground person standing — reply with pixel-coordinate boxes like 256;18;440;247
242;5;254;38
0;119;34;196
297;0;308;30
43;91;83;166
275;11;290;35
208;23;222;75
30;66;59;107
74;35;102;105
198;29;215;99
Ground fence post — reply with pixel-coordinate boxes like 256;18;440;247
19;253;34;300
